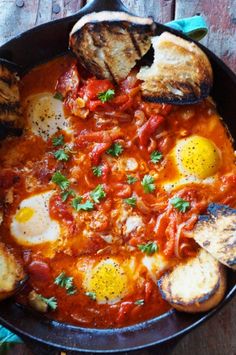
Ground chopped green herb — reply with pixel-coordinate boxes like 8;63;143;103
52;135;64;147
135;299;145;306
170;197;190;213
61;189;75;202
72;199;94;212
92;165;103;177
106;143;123;157
150;150;163;164
127;175;138;185
85;291;96;300
54;149;70;161
51;171;70;190
38;295;57;310
66;286;77;295
141;175;156;193
124;197;137;207
138;241;158;255
55;272;77;295
71;196;83;210
90;184;106;203
54;92;64;101
97;89;115;103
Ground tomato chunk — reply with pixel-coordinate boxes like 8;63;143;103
55;64;80;98
84;79;114;100
28;260;51;282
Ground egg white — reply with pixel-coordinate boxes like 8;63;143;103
25;92;71;140
10;191;60;246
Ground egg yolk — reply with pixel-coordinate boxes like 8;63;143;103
15;207;35;223
174;135;220;179
84;259;128;304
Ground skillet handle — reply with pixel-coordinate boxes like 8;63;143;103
78;0;130;15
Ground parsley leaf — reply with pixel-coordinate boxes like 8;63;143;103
92;165;103;177
72;199;94;212
67;286;77;295
106;143;123;157
51;171;70;190
135;299;145;306
127;175;138;185
90;184;106;203
54;149;70;161
150;150;163;164
54;92;64;101
141;175;156;193
38;295;57;310
61;189;75;202
124;197;136;207
71;196;83;210
85;291;96;300
54;272;77;295
138;241;158;255
170;197;190;213
97;89;115;103
52;135;64;147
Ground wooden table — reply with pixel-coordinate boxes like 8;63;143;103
0;1;236;354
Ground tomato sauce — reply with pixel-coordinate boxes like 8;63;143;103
0;55;235;328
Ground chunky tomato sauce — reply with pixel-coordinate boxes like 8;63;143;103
0;55;235;328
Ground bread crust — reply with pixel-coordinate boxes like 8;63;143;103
158;249;226;313
137;32;213;104
0;242;25;301
69;11;155;83
193;203;236;270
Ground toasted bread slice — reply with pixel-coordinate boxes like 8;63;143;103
0;242;25;301
137;32;213;104
158;248;226;313
0;62;22;126
69;11;155;83
193;203;236;269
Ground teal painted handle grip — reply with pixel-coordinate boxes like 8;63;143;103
165;15;208;41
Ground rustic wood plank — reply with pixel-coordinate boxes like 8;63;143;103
122;0;174;22
175;0;236;72
0;0;39;46
0;0;85;45
86;0;175;23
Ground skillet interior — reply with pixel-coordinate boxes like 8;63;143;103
0;0;236;352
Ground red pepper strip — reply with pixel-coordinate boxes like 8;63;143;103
76;129;123;146
163;219;177;257
138;115;165;147
117;302;133;324
111;183;131;198
160;104;172;116
101;162;110;182
144;281;154;303
90;142;111;165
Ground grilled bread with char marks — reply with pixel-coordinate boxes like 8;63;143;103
158;248;226;313
69;11;155;83
0;62;22;128
193;203;236;269
0;242;25;301
137;32;213;104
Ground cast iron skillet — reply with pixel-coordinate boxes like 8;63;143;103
0;0;236;353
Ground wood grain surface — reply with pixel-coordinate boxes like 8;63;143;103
0;1;236;354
